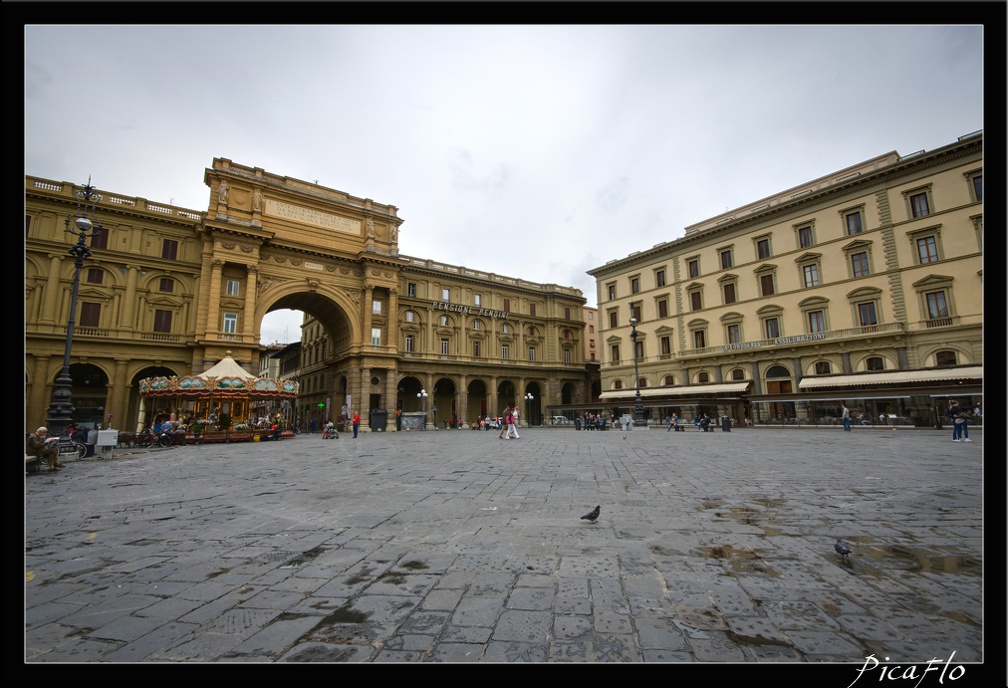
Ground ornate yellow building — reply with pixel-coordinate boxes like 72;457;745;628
25;158;590;433
588;132;983;428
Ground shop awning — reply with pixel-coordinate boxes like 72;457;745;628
798;366;983;390
599;381;751;401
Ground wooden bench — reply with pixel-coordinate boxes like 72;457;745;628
26;453;42;473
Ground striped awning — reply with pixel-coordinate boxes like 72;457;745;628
798;366;983;390
599;381;751;401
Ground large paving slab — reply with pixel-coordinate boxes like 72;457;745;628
24;426;990;680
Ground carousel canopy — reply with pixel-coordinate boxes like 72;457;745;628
138;354;299;398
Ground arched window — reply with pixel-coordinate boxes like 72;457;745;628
766;365;790;378
663;375;675;385
731;368;745;380
866;357;884;371
935;351;957;367
698;372;710;383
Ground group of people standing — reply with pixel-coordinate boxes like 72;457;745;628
946;399;977;442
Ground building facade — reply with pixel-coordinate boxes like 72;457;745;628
25;158;590;434
587;131;983;428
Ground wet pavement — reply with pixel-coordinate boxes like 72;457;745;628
24;425;986;674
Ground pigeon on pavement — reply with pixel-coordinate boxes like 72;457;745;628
834;538;852;562
581;505;601;523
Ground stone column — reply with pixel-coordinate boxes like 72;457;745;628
206;259;223;337
243;265;258;340
41;254;62;325
120;265;139;329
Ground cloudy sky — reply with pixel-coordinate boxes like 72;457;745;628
24;23;985;345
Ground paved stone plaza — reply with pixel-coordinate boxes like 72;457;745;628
25;426;986;675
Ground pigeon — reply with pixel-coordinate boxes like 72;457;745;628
834;538;852;562
581;505;601;523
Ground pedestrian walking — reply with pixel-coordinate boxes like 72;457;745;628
310;417;317;434
505;405;520;440
352;411;361;438
842;404;852;431
499;405;510;439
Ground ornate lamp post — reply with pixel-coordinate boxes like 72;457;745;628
45;179;104;438
417;389;428;431
630;316;645;427
524;392;534;428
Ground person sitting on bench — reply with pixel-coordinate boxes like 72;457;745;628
27;426;63;472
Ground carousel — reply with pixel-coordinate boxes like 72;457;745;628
136;352;299;436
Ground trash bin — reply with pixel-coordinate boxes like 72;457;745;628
721;416;731;432
369;409;388;432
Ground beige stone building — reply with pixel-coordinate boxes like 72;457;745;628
587;131;983;428
25;158;590;434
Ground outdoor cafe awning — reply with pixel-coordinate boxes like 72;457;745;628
798;366;982;390
599;381;751;402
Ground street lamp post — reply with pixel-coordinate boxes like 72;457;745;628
417;389;428;430
524;393;534;428
630;316;645;427
45;179;104;439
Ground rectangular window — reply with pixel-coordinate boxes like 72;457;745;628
372;300;382;315
473;340;481;357
916;236;938;264
631;303;641;321
564;349;571;364
858;302;878;326
808;310;825;333
501;344;509;360
528;347;536;362
564;307;571;319
405;310;414;323
407;282;417;297
405;334;414;353
760;274;775;296
530;303;536;317
723;283;736;304
162;238;178;260
802;264;819;287
503;299;511;313
815;361;831;374
660;336;671;355
370;327;381;346
631;277;640;294
851;252;870;277
610;344;620;363
226;279;240;296
609;311;618;328
687;260;699;278
714;250;728;270
90;227;109;250
590;338;595;347
845;211;863;235
223;313;238;333
727;323;741;344
474;293;481;306
441;338;450;355
84;268;102;284
971;175;983;202
472;319;480;330
607;283;617;300
910;192;930;218
80;302;101;328
153;309;172;333
657;299;668;318
764;317;780;339
757;238;771;259
690;291;702;311
692;330;706;349
656;269;666;287
440;315;448;326
798;225;814;248
442;288;450;302
634;340;644;359
502;323;510;333
159;277;174;292
926;291;948;319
